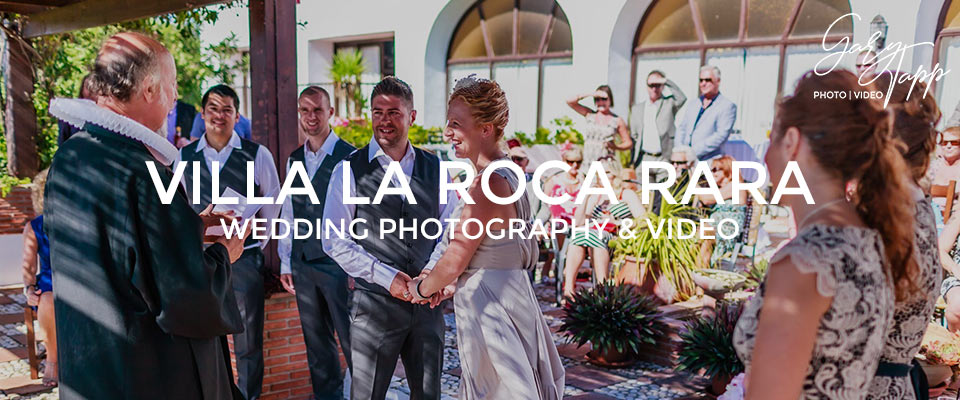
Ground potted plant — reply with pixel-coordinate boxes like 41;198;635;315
560;282;668;367
676;301;745;395
610;185;703;303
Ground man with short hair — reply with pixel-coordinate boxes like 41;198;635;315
45;32;248;399
177;84;282;400
323;76;456;400
629;69;687;181
675;65;737;161
277;86;355;399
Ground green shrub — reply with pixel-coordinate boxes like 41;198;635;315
560;282;668;355
676;301;745;379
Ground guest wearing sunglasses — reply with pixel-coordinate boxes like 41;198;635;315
855;49;878;79
566;85;632;166
929;126;960;220
629;70;686;182
675;65;737;161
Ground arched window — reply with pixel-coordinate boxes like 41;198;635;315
447;0;572;135
632;0;853;144
935;0;960;127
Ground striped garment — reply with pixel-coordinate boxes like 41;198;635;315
571;200;635;248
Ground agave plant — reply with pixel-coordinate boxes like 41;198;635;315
559;282;668;355
610;175;703;299
676;301;745;379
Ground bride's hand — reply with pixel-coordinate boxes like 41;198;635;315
428;283;456;309
407;277;429;304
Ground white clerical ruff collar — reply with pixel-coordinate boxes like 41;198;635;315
49;98;179;166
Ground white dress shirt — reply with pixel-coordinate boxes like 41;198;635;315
174;131;282;249
641;99;662;154
278;131;341;274
322;137;457;290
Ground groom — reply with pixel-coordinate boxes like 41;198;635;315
323;76;456;399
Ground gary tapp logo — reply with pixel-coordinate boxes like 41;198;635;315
815;13;949;104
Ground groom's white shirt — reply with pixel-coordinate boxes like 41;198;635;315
323;137;457;289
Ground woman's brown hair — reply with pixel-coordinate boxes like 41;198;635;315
777;70;915;299
711;155;736;182
871;71;941;183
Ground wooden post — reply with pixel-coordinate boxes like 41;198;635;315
3;29;39;179
249;0;298;275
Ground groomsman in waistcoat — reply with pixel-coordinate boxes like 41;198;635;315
176;84;281;400
277;86;356;399
323;77;457;400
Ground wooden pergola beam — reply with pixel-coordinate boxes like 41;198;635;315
3;30;39;178
249;0;297;275
0;3;51;14
21;0;230;38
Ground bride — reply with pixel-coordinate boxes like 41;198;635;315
408;75;565;399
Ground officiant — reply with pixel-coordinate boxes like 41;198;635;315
176;84;281;400
44;32;248;399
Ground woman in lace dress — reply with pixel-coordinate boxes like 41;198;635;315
732;70;916;399
409;76;564;399
866;72;942;400
566;85;632;166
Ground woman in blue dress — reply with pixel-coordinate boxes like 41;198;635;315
20;169;57;387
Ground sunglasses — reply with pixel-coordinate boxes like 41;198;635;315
699;78;714;83
594;97;609;102
855;63;874;69
647;83;663;89
565;159;583;166
941;139;960;147
511;156;527;162
671;160;688;166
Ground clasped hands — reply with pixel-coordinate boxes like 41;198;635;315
388;271;455;308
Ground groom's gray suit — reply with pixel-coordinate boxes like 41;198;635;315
324;143;447;400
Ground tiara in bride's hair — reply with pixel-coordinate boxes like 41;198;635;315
452;73;492;92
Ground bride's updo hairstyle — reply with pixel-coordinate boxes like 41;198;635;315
776;70;915;298
449;75;509;139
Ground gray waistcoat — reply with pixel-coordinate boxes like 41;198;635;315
349;146;440;295
288;139;356;265
180;137;261;247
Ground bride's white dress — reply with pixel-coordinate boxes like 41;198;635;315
425;167;565;400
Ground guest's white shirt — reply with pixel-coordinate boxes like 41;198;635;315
174;130;282;249
641;99;661;154
322;137;457;290
278;131;340;274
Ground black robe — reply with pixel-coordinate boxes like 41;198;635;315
44;123;243;400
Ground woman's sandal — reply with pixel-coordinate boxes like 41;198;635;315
41;362;57;387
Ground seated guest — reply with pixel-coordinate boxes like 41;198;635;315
651;146;695;216
696;155;747;266
929;126;960;222
57;74;97;144
561;158;644;299
940;215;960;331
190;108;252;140
19;169;57;387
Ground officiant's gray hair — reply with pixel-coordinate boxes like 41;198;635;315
90;32;169;102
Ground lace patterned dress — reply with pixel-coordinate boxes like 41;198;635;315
867;193;942;400
581;113;618;165
733;224;895;400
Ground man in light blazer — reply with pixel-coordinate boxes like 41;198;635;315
629;70;687;182
675;65;737;161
